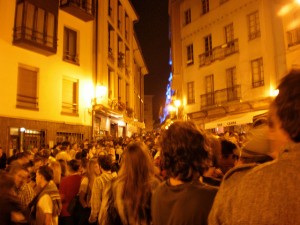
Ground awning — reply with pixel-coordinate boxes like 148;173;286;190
204;110;268;129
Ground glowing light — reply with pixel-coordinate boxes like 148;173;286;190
20;127;26;132
296;0;300;5
278;4;293;16
96;85;107;98
270;89;279;97
168;105;176;112
174;99;181;108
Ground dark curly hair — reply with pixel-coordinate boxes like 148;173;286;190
159;121;210;181
275;69;300;142
38;165;54;182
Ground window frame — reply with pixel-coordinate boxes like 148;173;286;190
184;8;191;25
251;57;264;88
16;64;39;111
202;0;210;15
63;27;79;65
186;44;194;66
247;11;261;40
61;77;79;116
187;82;195;104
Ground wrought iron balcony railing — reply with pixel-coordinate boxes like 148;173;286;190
199;39;239;67
200;85;241;108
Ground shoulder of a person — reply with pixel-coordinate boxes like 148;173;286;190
223;163;258;181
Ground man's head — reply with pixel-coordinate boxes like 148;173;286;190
273;69;300;143
36;165;53;187
9;164;29;189
159;121;210;182
98;155;113;171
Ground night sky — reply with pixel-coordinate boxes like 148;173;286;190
130;0;170;123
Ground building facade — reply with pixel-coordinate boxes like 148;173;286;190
168;0;300;133
0;0;147;155
144;95;154;131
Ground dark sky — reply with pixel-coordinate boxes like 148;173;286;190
130;0;170;123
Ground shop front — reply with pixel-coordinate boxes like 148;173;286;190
204;110;268;134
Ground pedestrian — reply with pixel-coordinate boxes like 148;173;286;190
151;121;217;225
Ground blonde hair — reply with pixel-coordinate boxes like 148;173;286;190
48;160;61;187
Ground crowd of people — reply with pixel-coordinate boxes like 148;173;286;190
0;69;300;225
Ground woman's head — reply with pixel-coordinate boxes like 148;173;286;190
48;161;61;186
87;158;100;177
119;141;154;180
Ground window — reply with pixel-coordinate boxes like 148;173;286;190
205;74;214;106
186;44;194;65
13;1;57;53
251;58;264;88
63;27;79;64
248;11;260;40
108;0;113;17
17;65;38;110
226;67;237;88
184;9;191;25
126;83;130;106
187;82;195;104
287;27;300;47
226;67;238;101
118;77;122;100
225;23;234;43
204;34;212;56
108;68;114;99
62;78;78;115
108;25;114;61
202;0;209;15
118;1;122;30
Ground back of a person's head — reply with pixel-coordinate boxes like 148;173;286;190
159;121;209;181
119;141;154;180
98;154;113;171
0;171;15;194
275;69;300;142
67;159;80;173
38;165;54;182
220;139;237;158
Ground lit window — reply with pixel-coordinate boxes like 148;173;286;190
62;78;78;115
17;65;38;110
251;58;264;88
248;11;260;40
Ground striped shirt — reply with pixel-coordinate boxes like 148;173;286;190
89;171;117;223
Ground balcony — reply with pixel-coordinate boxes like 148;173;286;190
13;0;58;56
199;39;239;67
201;85;241;108
60;0;95;22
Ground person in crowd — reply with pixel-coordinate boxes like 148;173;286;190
89;155;117;224
59;159;82;225
151;121;218;225
78;158;100;225
209;69;300;224
99;142;160;225
208;124;274;224
0;146;7;169
201;133;223;187
0;170;26;225
9;163;35;210
218;139;239;174
49;160;62;188
29;165;62;225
